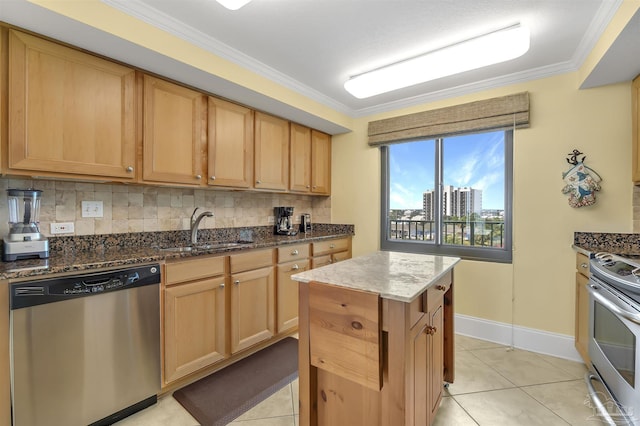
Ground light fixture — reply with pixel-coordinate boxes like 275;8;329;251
344;24;530;99
215;0;251;10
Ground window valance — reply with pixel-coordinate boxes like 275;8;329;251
368;92;529;146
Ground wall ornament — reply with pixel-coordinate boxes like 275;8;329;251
561;149;601;208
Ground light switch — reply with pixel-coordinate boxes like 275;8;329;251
82;201;104;218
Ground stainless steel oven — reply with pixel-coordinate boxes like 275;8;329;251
587;253;640;425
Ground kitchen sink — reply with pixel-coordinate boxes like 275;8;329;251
158;242;252;252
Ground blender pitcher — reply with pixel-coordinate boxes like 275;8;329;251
3;188;49;261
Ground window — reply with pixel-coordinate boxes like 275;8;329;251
380;129;512;263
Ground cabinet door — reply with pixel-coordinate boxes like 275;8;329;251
208;97;253;188
290;123;311;192
311;130;331;195
428;300;444;419
164;278;227;384
575;272;591;364
231;266;275;353
254;112;289;191
277;259;309;333
143;75;205;186
410;317;429;426
633;75;640;182
8;30;136;180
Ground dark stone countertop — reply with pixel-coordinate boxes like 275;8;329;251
0;224;354;280
573;232;640;256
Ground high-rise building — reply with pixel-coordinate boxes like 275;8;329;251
423;186;482;218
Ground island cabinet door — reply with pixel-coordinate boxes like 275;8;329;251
428;301;444;419
276;259;309;334
409;316;429;426
230;266;276;353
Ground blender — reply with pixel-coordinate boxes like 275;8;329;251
3;189;49;261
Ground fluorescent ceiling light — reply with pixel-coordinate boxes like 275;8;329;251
344;24;530;99
216;0;251;10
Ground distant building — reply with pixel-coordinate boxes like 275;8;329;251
423;186;483;219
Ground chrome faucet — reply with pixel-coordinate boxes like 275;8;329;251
190;207;214;245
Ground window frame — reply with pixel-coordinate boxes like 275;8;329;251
380;129;513;263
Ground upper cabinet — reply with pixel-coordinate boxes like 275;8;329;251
142;75;206;186
290;125;331;195
633;75;640;183
311;130;331;195
254;112;289;191
7;30;137;181
208;97;253;188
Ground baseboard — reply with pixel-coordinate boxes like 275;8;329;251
455;314;583;362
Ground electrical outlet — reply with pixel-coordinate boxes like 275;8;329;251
268;216;275;224
51;222;75;235
82;201;103;218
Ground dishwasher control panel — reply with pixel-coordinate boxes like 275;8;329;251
10;264;160;310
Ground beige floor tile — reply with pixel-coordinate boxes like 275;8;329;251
446;350;516;395
455;334;507;351
454;388;569;426
534;352;589;379
522;380;608;426
233;385;294;421
114;395;199;426
291;378;299;414
228;416;295;425
432;397;477;425
471;347;577;386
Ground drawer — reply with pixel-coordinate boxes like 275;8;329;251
426;272;451;313
576;252;590;278
312;237;350;256
277;259;310;274
165;255;225;286
311;255;332;269
230;248;275;273
332;251;351;263
277;243;310;264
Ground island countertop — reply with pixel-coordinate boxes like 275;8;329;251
291;250;460;302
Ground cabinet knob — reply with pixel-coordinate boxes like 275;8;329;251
256;180;261;184
126;166;134;173
195;175;202;180
425;326;437;335
291;249;299;255
436;285;446;291
210;176;216;181
292;264;300;271
580;263;588;269
329;244;335;249
234;280;240;285
219;283;225;288
306;185;310;189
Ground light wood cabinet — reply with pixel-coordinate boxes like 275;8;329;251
142;74;206;186
311;130;331;195
290;123;312;192
575;252;591;365
633;75;640;182
163;256;227;384
230;249;276;353
276;243;310;334
7;30;137;181
254;112;289;191
312;237;352;268
208;97;253;188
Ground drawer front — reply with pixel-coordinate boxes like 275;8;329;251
311;254;332;269
165;255;225;286
312;237;350;256
277;243;310;264
426;271;451;313
576;252;590;278
332;251;351;263
230;248;275;273
277;259;310;274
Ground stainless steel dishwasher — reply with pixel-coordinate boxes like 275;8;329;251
10;264;161;426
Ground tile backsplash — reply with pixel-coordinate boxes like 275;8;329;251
0;178;331;238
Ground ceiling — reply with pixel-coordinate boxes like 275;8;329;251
1;0;640;134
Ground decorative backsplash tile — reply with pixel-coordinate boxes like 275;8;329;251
0;178;331;238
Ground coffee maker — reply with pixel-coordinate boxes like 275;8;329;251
274;207;297;236
3;188;49;261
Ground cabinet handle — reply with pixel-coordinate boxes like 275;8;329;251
195;175;202;180
306;185;310;189
234;280;240;285
436;285;447;291
329;244;335;249
256;180;261;184
580;263;588;269
219;283;225;288
292;264;300;271
425;326;437;335
126;166;134;173
210;176;216;181
313;186;317;189
291;249;299;255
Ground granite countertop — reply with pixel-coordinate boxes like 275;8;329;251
0;225;354;280
573;232;640;257
291;251;460;302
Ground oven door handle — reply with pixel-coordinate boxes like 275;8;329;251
585;372;632;426
588;283;640;325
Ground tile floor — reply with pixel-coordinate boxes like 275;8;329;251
116;335;611;426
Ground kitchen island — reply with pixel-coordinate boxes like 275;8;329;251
292;251;459;426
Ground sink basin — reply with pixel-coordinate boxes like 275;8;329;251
157;242;252;252
158;246;193;252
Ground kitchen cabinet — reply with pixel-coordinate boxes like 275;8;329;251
142;74;206;186
290;123;312;192
163;256;227;385
0;281;8;426
276;243;310;333
575;252;591;365
230;248;276;353
311;130;332;195
311;237;352;268
633;75;640;182
254;112;289;191
207;97;254;188
7;30;137;181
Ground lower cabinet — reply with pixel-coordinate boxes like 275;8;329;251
575;252;591;364
276;243;310;334
163;256;227;384
311;237;352;268
230;249;276;354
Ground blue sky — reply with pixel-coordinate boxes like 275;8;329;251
389;131;505;210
